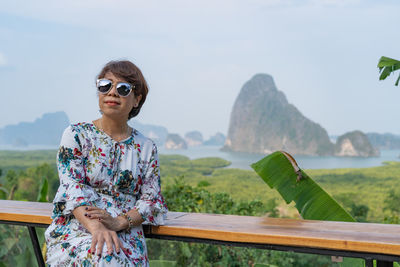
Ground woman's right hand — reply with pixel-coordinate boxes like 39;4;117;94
88;222;124;257
72;206;125;257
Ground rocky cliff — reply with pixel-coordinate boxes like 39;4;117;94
184;131;203;146
223;74;334;156
130;120;168;146
335;131;380;157
204;132;226;146
165;133;188;150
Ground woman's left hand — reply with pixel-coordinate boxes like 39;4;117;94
84;206;127;232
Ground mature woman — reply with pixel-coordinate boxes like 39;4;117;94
44;60;168;266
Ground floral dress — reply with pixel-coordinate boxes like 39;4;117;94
44;122;168;266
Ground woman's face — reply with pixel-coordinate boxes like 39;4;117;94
98;71;142;121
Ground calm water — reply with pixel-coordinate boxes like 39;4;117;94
159;145;400;170
1;144;399;170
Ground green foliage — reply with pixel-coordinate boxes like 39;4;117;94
350;204;369;222
149;259;176;266
384;189;400;213
0;150;59;201
7;163;58;201
333;193;369;222
251;151;354;222
148;177;333;266
148;240;334;267
37;177;49;202
0;150;57;173
0;225;39;266
382;189;400;224
2;150;400;265
159;154;230;177
191;157;231;169
197;180;211;187
4;169;17;188
0;159;55;265
306;162;400;222
252;151;365;266
164;176;272;216
378;56;400;86
0;187;8;200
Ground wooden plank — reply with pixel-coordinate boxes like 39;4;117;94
0;200;52;224
152;213;400;256
2;200;400;256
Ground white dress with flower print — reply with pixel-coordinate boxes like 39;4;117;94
44;122;168;266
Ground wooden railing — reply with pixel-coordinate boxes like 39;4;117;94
1;200;400;266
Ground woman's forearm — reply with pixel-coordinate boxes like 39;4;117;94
125;208;144;228
74;205;144;232
73;205;104;233
112;209;144;231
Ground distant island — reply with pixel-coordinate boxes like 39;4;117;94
366;133;400;150
129;120;169;146
335;131;379;157
0;112;225;150
161;131;226;150
223;74;380;157
0;111;69;147
1;89;398;156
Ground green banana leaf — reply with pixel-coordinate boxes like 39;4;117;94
251;151;363;267
36;177;48;202
251;151;354;222
0;186;8;200
378;56;400;86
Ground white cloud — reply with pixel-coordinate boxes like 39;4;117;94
0;53;7;66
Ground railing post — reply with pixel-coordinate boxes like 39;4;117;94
365;258;373;267
27;226;45;267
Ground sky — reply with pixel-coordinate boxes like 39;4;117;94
0;0;400;139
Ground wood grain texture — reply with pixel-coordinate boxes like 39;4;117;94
0;200;52;224
2;200;400;255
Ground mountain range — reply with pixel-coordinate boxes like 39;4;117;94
0;112;224;149
0;111;69;146
0;76;399;155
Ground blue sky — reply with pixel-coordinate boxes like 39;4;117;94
1;0;399;138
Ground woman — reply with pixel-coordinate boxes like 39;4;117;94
44;60;168;266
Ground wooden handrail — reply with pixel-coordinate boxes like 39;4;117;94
1;200;400;266
0;200;52;225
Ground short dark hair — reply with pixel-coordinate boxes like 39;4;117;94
97;60;149;119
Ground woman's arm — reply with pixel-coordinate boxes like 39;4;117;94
85;142;164;229
133;142;168;225
84;206;144;230
53;126;124;257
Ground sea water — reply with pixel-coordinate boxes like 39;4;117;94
1;144;399;170
158;146;400;170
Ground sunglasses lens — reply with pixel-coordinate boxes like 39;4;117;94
116;83;132;97
97;79;112;94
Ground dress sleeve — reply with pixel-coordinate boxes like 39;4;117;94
51;125;99;219
134;142;168;225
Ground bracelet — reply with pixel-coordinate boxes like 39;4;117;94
119;212;134;230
